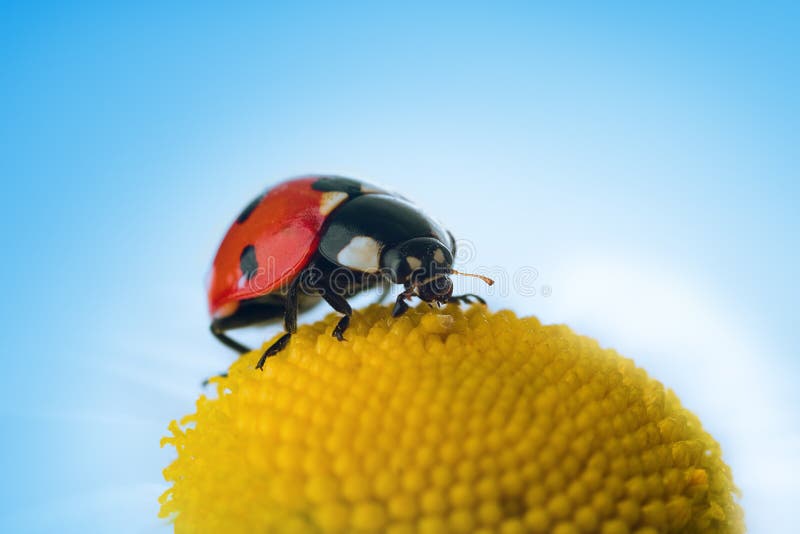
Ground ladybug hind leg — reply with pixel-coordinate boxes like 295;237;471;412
202;372;228;387
210;324;251;354
209;295;286;355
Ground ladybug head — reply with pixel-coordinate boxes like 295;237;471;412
381;237;454;302
416;274;454;305
382;237;495;305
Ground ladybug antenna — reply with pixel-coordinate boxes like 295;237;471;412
449;269;495;286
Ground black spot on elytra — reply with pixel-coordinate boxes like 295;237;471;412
240;245;259;280
236;194;263;224
311;176;364;196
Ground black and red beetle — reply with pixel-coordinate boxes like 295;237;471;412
207;175;493;369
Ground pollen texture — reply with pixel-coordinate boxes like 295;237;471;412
160;304;743;533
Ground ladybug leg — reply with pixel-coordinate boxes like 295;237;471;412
210;324;251;354
205;322;250;386
373;279;393;305
320;289;353;341
392;296;409;317
255;276;303;370
448;293;486;305
391;287;415;317
256;333;291;369
202;372;228;387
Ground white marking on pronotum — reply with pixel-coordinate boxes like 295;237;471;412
337;236;382;273
406;256;422;270
319;191;349;215
433;248;446;264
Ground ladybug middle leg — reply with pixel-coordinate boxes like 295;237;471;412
255;274;304;370
304;265;354;341
319;288;353;341
372;278;393;305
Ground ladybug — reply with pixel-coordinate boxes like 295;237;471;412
207;175;494;370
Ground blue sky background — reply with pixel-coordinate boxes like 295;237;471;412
1;2;797;532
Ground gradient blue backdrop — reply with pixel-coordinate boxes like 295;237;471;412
1;3;797;532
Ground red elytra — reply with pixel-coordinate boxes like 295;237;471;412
206;177;342;318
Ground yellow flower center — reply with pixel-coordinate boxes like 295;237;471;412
160;304;742;533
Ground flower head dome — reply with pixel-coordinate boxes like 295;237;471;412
160;304;743;533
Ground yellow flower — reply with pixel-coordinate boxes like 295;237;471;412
160;304;743;533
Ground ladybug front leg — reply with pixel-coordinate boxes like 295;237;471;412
391;287;415;317
448;293;486;305
255;275;303;369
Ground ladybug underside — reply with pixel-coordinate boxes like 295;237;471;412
210;271;389;334
207;175;487;371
